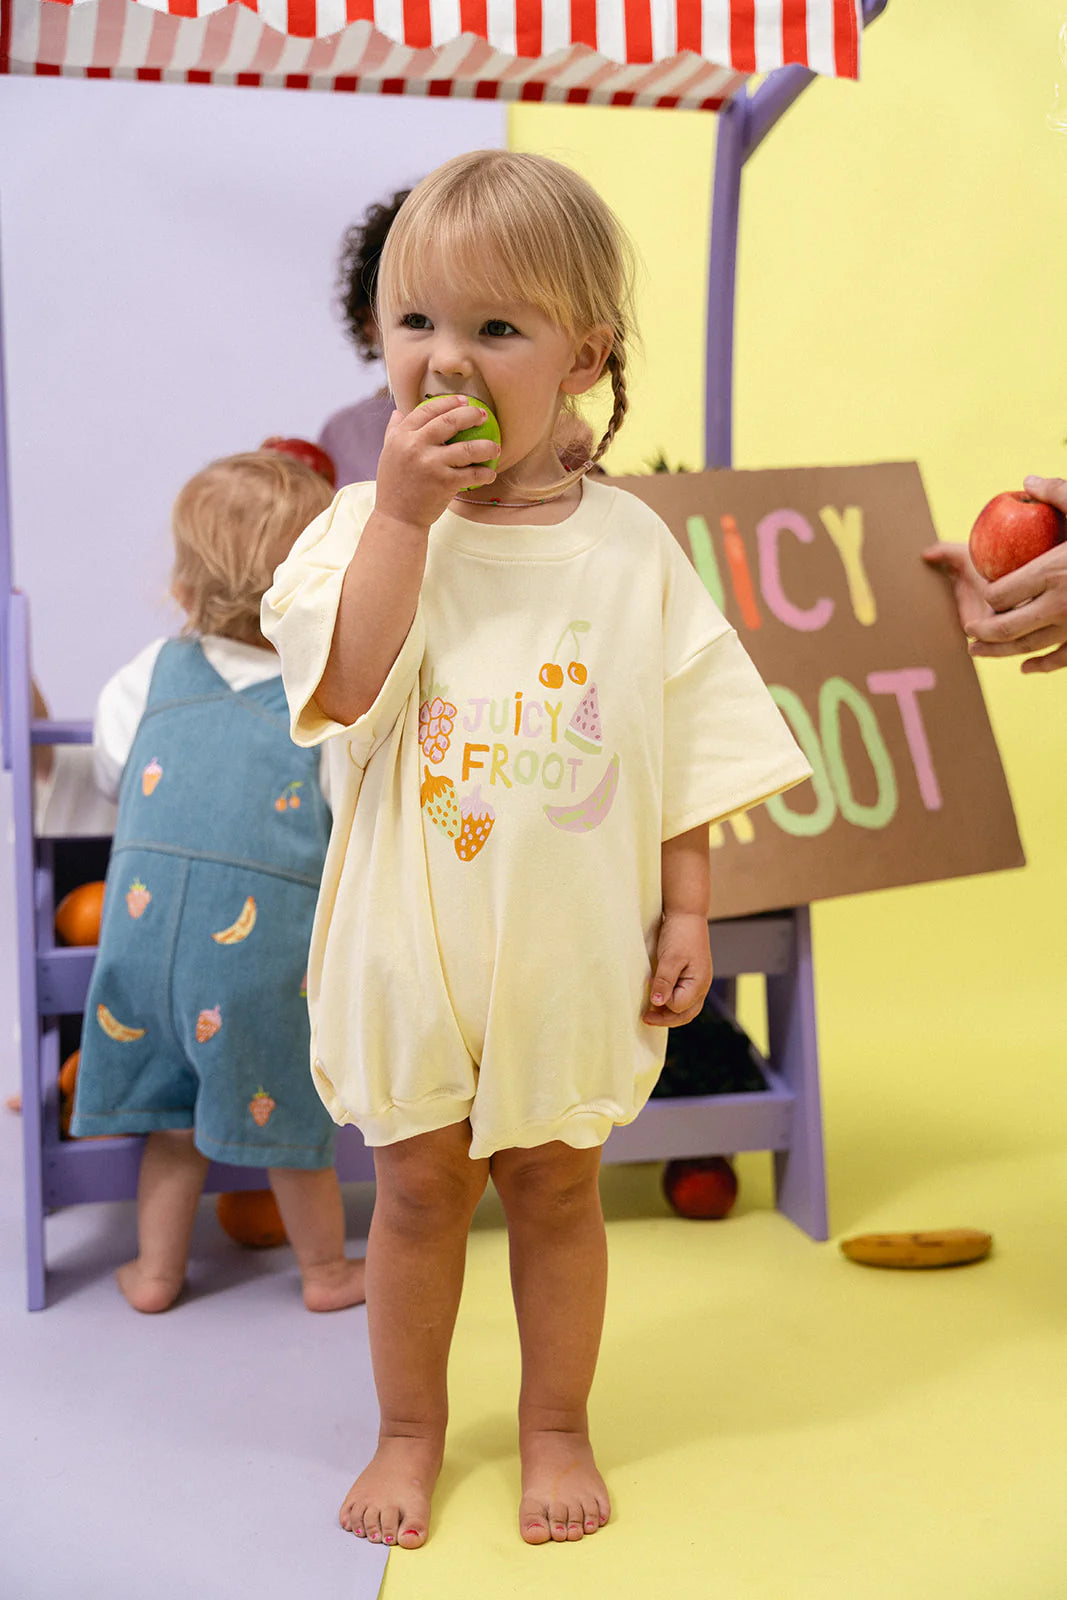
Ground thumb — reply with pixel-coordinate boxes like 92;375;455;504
921;542;971;574
649;958;683;1009
1024;475;1067;515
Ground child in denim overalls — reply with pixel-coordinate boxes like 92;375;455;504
72;451;365;1315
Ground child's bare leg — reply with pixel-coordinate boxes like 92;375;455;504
339;1122;489;1550
491;1142;610;1545
268;1165;366;1312
118;1128;209;1313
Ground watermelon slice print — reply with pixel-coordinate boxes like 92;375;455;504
565;682;603;755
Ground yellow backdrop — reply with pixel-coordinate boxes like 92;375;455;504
511;0;1067;1207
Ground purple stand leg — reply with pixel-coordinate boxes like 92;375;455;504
765;906;828;1240
7;595;48;1308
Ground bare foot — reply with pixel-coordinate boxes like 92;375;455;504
339;1433;443;1549
519;1428;611;1544
116;1258;184;1314
302;1256;367;1313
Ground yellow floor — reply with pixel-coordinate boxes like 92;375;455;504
378;965;1067;1598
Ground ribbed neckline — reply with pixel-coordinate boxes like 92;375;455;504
432;477;615;562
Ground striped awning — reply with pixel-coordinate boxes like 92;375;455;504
1;0;862;104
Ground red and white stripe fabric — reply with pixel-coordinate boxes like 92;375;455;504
1;0;862;102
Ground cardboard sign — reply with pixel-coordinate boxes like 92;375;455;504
614;462;1025;919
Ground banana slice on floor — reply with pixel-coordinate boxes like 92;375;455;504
840;1229;993;1269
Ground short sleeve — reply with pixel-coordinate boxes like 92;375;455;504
93;638;166;800
261;483;425;764
659;531;811;840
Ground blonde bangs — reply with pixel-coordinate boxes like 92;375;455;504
377;150;635;346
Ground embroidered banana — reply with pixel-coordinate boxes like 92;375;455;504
96;1003;146;1043
211;896;257;945
840;1228;993;1269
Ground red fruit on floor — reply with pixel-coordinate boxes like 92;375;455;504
662;1156;739;1220
968;491;1066;581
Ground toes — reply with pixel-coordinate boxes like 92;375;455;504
363;1508;383;1545
519;1498;552;1545
397;1520;426;1549
379;1505;400;1548
566;1515;584;1541
597;1494;611;1527
339;1496;366;1536
581;1500;600;1535
548;1500;570;1542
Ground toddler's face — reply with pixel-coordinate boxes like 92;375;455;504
382;262;589;479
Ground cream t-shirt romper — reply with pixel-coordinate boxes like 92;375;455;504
263;479;812;1161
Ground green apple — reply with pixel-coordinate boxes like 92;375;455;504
416;394;500;486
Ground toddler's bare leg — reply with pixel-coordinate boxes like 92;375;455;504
268;1165;366;1312
117;1128;209;1313
492;1142;611;1545
339;1122;489;1550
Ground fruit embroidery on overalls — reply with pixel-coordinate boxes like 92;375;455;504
141;758;163;796
249;1088;276;1127
196;1005;222;1043
273;781;303;812
211;897;257;945
126;880;151;919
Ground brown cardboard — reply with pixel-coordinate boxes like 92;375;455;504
614;462;1025;918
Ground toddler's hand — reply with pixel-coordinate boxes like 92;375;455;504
642;911;712;1028
374;397;498;534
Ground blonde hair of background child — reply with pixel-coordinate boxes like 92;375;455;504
172;451;333;644
375;150;637;492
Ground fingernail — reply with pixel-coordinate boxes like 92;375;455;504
652;993;664;1005
1024;475;1040;487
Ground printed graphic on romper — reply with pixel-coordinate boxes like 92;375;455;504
418;620;620;861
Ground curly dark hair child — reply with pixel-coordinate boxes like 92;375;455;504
335;189;413;362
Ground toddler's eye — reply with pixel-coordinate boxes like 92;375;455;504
401;313;431;330
483;319;517;338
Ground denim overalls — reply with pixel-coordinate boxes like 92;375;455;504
72;639;336;1169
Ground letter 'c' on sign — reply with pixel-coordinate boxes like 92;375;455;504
756;511;834;632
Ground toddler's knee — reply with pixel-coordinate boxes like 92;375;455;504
494;1149;600;1222
378;1154;486;1236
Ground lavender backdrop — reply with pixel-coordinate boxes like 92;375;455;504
0;75;505;1089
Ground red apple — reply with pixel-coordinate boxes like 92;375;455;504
662;1156;739;1220
260;436;337;487
968;491;1066;582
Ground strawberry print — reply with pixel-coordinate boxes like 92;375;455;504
420;765;462;838
126;879;151;919
419;696;457;764
249;1088;276;1127
196;1005;222;1043
455;786;496;862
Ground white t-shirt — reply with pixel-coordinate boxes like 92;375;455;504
263;478;811;1159
91;635;330;805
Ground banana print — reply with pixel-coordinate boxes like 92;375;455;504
96;1003;146;1043
211;896;257;945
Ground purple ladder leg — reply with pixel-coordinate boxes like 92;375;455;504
765;906;829;1240
8;594;48;1307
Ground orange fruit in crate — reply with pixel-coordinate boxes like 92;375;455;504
58;1050;80;1098
216;1188;288;1249
54;881;106;946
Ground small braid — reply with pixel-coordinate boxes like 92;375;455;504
590;346;628;466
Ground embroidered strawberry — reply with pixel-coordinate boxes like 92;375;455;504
196;1005;222;1043
455;785;496;862
419;696;457;764
249;1088;276;1127
420;765;462;838
126;879;151;919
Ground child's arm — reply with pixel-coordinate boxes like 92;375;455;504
315;397;498;725
642;823;713;1028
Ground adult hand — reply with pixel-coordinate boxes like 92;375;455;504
923;476;1067;673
